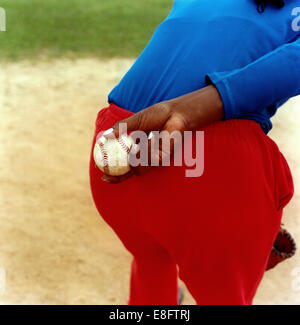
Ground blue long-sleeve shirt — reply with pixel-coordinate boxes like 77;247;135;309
108;0;300;133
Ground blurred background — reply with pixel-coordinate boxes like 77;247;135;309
0;0;299;304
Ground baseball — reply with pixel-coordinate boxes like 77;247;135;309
93;133;135;176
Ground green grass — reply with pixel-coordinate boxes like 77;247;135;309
0;0;172;60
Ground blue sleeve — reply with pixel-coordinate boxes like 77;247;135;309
206;36;300;120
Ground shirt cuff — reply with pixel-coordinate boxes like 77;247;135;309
205;72;236;121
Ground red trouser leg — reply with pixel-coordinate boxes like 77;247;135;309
128;238;178;305
89;104;178;305
89;103;294;305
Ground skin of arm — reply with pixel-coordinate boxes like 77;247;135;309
102;85;224;184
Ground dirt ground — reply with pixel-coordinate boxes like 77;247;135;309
0;58;299;305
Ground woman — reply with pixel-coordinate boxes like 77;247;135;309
89;0;298;304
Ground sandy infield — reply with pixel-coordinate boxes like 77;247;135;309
0;58;299;304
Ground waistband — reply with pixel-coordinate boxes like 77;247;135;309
104;102;135;120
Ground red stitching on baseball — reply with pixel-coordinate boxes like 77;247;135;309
99;141;110;174
118;136;131;153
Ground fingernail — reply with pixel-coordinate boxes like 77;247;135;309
103;128;114;136
148;131;154;140
98;136;107;144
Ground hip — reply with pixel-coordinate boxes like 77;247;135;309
90;102;294;214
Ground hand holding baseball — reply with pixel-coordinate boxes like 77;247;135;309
100;85;223;184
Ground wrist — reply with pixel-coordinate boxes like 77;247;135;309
205;85;224;114
168;85;224;130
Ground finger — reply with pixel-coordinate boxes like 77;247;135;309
101;169;134;184
112;103;171;137
148;130;179;166
128;130;176;173
95;128;116;145
129;133;153;171
101;115;141;140
128;131;168;168
101;128;116;140
113;114;142;138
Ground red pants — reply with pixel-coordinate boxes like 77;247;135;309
89;103;294;305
